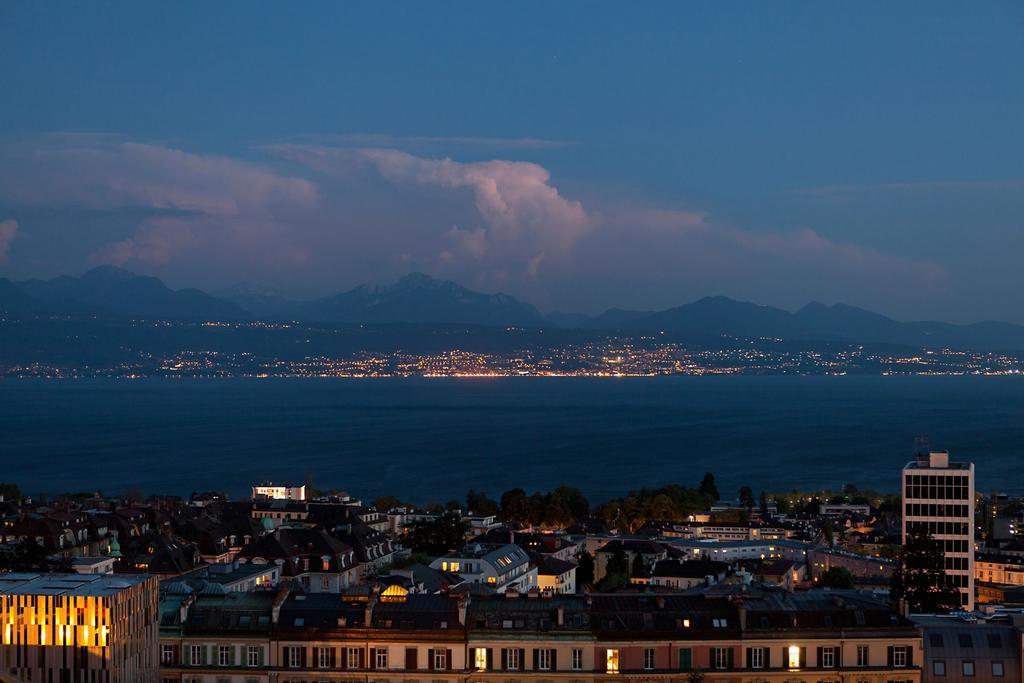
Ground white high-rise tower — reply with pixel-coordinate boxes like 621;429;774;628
902;448;975;610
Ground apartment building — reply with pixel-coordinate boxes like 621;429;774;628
0;572;159;683
157;584;925;683
902;450;976;609
430;543;537;593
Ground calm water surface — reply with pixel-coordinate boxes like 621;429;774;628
0;376;1022;502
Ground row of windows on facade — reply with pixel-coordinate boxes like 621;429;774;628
162;644;913;672
904;475;971;501
932;659;1005;677
904;503;971;519
905;520;970;537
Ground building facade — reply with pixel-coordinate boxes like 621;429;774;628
902;450;976;610
157;586;925;683
0;572;159;683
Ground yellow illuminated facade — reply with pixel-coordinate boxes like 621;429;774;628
0;573;158;683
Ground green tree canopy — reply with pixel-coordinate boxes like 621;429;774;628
404;511;469;556
891;527;962;613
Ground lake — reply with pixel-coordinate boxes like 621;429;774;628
0;376;1022;503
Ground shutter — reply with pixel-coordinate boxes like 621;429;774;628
429;648;436;671
782;647;788;668
232;645;238;666
370;647;377;670
258;645;265;667
533;648;539;671
406;647;417;670
746;648;753;670
726;647;734;670
800;647;806;668
359;648;365;669
836;646;842;669
486;648;493;671
887;646;895;668
816;647;823;667
301;646;308;668
501;648;508;671
329;647;335;669
551;649;557;671
680;648;691;671
519;648;526;671
765;647;771;669
906;646;914;667
446;648;453;670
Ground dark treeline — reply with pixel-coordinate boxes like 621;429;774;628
375;472;727;533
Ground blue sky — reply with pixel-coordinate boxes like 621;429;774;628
1;2;1022;321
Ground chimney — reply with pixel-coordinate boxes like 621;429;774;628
271;584;290;625
738;605;747;631
505;589;519;600
457;594;470;626
178;594;194;623
365;584;381;626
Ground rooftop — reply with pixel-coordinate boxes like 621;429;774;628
0;572;151;597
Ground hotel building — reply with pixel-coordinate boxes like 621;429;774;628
0;572;159;683
902;450;976;610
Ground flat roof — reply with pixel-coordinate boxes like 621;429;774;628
0;572;150;597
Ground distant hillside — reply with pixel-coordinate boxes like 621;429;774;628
17;266;248;320
292;272;548;327
590;296;1024;351
4;267;1024;352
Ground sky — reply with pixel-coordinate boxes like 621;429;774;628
0;2;1022;322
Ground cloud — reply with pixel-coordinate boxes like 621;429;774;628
0;219;17;262
0;134;949;316
0;138;318;271
268;144;590;282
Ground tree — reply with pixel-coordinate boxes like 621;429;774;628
699;473;720;501
499;488;529;523
577;550;595;588
738;485;755;510
891;527;962;613
373;495;408;512
598;544;630;591
465;489;498;516
819;518;835;548
759;491;769;516
0;483;21;502
818;566;855;589
404;512;469;556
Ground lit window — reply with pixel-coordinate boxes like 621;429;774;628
475;647;488;671
606;649;620;674
450;562;460;572
788;645;801;669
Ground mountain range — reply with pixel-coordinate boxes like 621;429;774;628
3;266;1024;352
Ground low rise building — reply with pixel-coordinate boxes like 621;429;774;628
430;543;537;593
